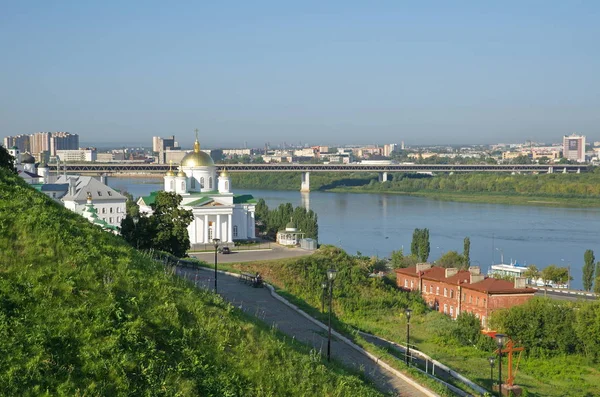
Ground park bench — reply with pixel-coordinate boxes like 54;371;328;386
240;272;263;288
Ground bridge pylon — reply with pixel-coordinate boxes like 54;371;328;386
300;171;310;192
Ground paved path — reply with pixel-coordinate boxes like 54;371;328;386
178;267;431;397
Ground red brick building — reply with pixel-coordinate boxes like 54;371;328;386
396;264;535;328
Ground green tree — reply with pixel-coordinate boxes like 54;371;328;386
436;250;465;269
390;249;406;268
523;264;540;284
583;250;595;291
0;145;16;173
150;192;193;257
453;312;482;346
541;265;559;286
463;237;470;266
410;229;420;257
595;262;600;294
420;228;430;262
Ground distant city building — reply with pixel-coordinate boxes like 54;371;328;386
56;148;97;162
96;153;114;162
49;132;79;156
383;143;398;157
562;134;586;162
223;148;251;157
153;135;180;164
3;134;31;153
4;132;78;157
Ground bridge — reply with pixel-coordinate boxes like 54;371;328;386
49;163;588;192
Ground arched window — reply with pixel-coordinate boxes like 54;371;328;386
233;225;238;237
209;177;213;189
181;182;185;191
191;178;195;189
170;180;174;190
200;177;205;188
225;181;229;190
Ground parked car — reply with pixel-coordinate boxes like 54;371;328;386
221;246;231;254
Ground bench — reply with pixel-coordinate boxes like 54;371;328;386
240;272;263;288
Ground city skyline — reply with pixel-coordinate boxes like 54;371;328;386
1;2;599;147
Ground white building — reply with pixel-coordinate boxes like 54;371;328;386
563;134;586;162
137;135;256;248
276;220;304;246
223;148;251;157
56;148;97;162
7;146;43;184
56;175;127;229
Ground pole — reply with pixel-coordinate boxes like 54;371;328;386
498;351;502;397
214;246;218;294
327;280;333;361
490;364;493;391
406;321;410;365
321;287;325;313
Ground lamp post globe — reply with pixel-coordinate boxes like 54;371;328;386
495;334;506;396
405;308;413;365
321;282;328;313
213;238;220;294
326;268;337;362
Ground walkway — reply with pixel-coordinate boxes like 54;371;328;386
178;267;433;397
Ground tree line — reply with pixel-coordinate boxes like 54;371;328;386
255;199;318;241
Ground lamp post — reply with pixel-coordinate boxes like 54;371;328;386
495;333;507;396
321;281;328;313
488;356;496;392
326;268;337;362
213;238;220;293
405;307;412;365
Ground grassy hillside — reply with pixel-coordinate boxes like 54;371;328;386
0;168;382;396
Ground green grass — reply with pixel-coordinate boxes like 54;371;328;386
208;251;600;397
0;168;384;396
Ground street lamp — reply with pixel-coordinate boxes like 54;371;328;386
495;333;507;397
488;356;496;392
405;307;413;365
326;268;337;362
321;281;328;313
213;238;220;293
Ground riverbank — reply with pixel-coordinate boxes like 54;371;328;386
326;187;600;208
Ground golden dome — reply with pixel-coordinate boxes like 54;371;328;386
220;168;229;177
181;139;214;167
177;169;186;177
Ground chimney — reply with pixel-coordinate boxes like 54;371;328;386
470;274;485;284
514;277;527;289
468;266;481;276
416;263;432;273
445;268;459;278
68;177;76;196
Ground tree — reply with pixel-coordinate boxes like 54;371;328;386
523;265;540;284
583;250;595;291
436;251;466;269
595;262;600;294
150;192;193;257
410;228;430;262
0;145;16;173
541;265;558;286
463;237;470;267
410;229;420;258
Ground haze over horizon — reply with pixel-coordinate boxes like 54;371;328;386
1;1;599;148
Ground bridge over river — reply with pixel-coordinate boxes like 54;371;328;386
49;163;587;191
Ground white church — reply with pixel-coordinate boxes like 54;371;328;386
137;135;256;247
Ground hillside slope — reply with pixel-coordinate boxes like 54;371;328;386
0;169;382;396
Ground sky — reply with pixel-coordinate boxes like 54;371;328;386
1;1;599;148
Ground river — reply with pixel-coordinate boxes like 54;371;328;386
108;176;600;290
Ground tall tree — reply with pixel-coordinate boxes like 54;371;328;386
419;228;430;262
150;192;193;257
583;249;595;291
0;146;16;173
595;262;600;294
463;237;471;267
410;229;420;257
523;265;540;284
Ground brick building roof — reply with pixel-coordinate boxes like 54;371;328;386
462;278;535;294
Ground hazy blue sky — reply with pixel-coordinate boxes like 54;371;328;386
1;1;598;148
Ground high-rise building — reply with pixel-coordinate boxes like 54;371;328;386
562;134;586;163
153;135;180;164
50;132;79;155
30;132;52;159
3;134;31;152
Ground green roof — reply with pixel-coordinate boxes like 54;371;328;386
233;194;256;204
186;197;213;206
140;191;159;205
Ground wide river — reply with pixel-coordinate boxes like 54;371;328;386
109;177;600;290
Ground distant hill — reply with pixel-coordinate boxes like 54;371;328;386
0;168;382;396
